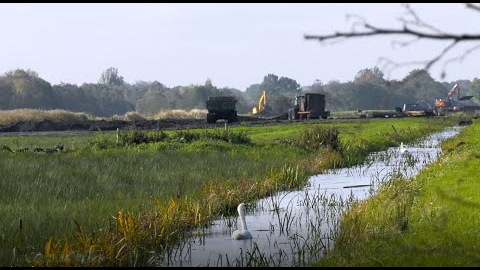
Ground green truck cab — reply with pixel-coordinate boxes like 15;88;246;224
206;96;238;123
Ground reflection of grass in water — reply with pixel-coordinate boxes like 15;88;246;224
317;126;480;266
190;128;456;267
198;189;358;266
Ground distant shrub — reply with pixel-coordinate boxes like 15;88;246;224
90;132;116;149
120;130;167;145
170;130;201;142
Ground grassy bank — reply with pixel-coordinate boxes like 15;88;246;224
0;118;450;266
316;120;480;266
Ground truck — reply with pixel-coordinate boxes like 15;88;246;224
401;101;434;117
206;96;238;123
288;93;330;120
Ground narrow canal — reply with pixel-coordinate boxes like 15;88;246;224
157;126;462;267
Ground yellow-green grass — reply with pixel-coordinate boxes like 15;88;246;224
316;120;480;266
153;109;207;120
0;117;451;266
0;109;97;126
0;108;207;126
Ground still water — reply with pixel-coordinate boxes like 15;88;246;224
157;126;461;267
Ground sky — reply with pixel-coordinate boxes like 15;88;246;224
1;3;479;91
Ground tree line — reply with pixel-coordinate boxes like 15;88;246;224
0;67;478;117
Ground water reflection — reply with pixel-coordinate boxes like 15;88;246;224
157;126;461;267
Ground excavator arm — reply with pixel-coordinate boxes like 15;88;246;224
252;91;267;114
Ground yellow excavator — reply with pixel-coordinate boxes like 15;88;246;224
252;91;270;114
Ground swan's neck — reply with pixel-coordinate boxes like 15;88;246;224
240;211;248;231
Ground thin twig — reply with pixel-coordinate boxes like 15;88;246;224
466;3;480;12
425;40;458;70
304;4;480;77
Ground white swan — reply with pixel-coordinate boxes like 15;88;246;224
400;142;407;154
231;203;252;240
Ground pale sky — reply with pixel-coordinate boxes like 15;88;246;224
1;3;479;90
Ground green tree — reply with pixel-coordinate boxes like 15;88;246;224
351;67;390;109
136;81;168;116
399;69;446;103
245;83;261;106
52;83;96;113
271;94;291;115
99;67;124;86
308;79;324;93
468;78;480;103
1;69;57;109
353;67;386;85
259;74;301;100
79;83;134;116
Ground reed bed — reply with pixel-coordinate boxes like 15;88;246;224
0;109;96;125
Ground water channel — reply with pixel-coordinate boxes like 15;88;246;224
157;126;462;267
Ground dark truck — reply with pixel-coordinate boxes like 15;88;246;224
206;96;238;123
401;101;434;117
288;93;330;120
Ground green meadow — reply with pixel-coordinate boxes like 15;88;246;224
0;118;451;266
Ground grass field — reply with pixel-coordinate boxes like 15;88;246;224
0;117;452;266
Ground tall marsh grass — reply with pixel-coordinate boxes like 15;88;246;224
153;109;207;120
293;126;341;151
0;108;208;126
0;109;97;125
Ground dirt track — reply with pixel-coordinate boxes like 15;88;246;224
0;118;204;133
0;115;289;135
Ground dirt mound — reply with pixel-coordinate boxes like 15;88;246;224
0;114;286;133
0;119;109;132
0;118;216;133
238;113;288;122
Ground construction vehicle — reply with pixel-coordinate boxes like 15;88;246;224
206;96;238;123
288;93;330;120
252;91;272;115
401;101;434;117
433;99;448;116
434;96;480;115
433;84;460;116
433;84;480;115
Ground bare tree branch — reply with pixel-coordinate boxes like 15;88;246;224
345;13;368;32
391;37;421;49
305;23;480;42
425;40;458;70
378;57;437;80
399;3;444;35
304;3;480;77
441;43;480;77
466;3;480;12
